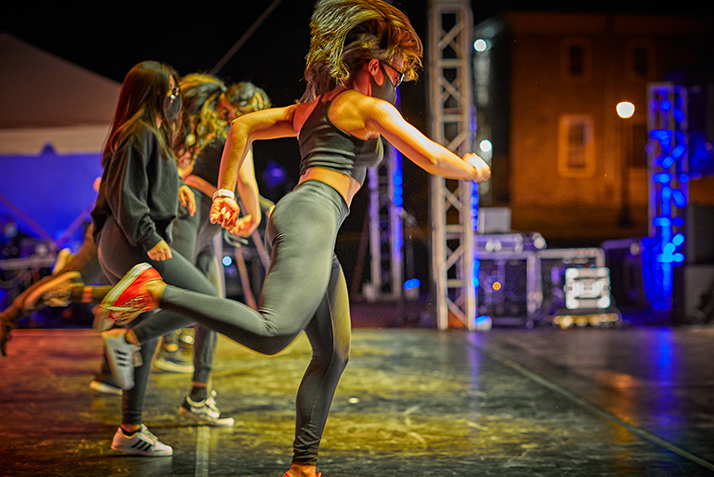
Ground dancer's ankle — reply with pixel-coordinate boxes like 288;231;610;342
121;424;141;434
145;281;166;308
286;463;318;477
125;329;140;346
190;382;208;402
68;285;89;303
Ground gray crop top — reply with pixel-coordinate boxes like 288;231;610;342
298;97;384;187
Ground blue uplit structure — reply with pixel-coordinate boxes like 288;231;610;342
392;145;404;254
643;84;689;311
471;180;480;291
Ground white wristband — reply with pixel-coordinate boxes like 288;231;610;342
212;189;235;200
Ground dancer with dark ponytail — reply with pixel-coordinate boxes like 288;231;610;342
72;1;489;475
89;61;264;456
172;73;273;424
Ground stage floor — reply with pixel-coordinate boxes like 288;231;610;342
1;317;714;476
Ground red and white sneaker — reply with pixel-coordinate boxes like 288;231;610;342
94;263;162;331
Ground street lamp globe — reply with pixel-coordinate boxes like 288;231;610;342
616;102;635;119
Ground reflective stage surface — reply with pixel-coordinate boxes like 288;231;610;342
1;316;713;476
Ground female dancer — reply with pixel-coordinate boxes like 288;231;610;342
172;73;272;422
90;61;262;457
98;1;490;475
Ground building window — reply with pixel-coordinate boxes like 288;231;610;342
562;39;591;80
633;47;648;77
627;42;654;80
558;115;595;177
569;45;584;76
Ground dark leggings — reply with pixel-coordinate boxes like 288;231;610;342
97;216;220;426
170;188;223;384
130;180;352;465
89;204;219;384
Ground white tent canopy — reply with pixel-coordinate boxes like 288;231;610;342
0;33;120;155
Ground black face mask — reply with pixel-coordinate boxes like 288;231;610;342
164;89;182;122
370;64;397;104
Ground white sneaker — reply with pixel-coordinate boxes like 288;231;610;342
52;248;74;274
89;372;122;396
111;424;173;456
102;329;141;390
179;390;235;427
22;271;83;312
153;347;194;374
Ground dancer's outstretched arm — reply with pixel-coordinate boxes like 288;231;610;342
360;94;490;182
213;106;297;228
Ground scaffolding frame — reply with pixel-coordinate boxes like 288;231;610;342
644;83;689;311
366;146;403;300
428;0;477;330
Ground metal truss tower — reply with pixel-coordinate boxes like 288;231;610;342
366;145;404;300
427;0;478;330
364;0;403;302
643;83;689;311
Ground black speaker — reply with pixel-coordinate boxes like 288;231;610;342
673;264;714;322
602;238;648;310
686;203;714;264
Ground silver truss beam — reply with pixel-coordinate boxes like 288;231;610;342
364;0;404;302
428;0;477;330
645;83;689;311
366;146;403;300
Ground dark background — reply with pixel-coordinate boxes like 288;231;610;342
2;0;707;296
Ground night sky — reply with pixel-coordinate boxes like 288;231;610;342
2;0;707;282
4;1;703;99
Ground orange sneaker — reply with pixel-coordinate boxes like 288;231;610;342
94;263;161;331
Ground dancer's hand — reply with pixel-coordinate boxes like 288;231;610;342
210;197;240;228
179;185;196;217
464;153;491;182
148;240;172;261
227;214;260;238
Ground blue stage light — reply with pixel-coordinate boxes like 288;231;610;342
642;84;689;311
393;150;403;208
671;189;687;208
653;216;671;227
653;173;672;183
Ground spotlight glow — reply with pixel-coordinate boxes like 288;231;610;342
616;102;635;119
473;39;489;52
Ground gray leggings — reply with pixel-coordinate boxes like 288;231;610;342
97;215;220;426
72;217;219;384
170;188;224;384
130;180;352;465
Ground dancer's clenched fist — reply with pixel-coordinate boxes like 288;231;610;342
210;197;240;228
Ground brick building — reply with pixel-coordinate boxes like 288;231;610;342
473;11;714;245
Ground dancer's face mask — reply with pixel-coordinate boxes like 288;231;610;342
164;85;182;122
370;63;398;105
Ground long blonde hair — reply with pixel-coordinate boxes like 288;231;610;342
300;0;423;103
178;73;228;162
178;75;272;165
